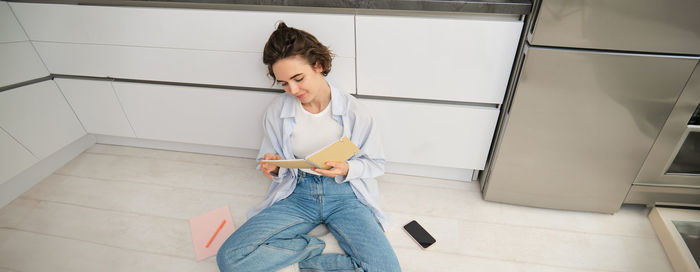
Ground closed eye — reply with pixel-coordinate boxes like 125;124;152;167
277;73;304;87
278;78;303;87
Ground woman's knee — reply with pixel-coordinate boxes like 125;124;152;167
217;243;256;271
216;233;255;271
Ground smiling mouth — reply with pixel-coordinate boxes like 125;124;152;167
296;94;306;99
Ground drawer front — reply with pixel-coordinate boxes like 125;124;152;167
0;128;38;185
356;15;522;104
531;0;700;55
0;42;49;87
361;99;499;170
112;82;279;149
0;81;86;159
0;2;26;43
34;42;356;93
10;3;355;58
56;79;135;137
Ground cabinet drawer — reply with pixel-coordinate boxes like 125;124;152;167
0;42;49;87
356;15;522;104
56;79;135;137
112;82;279;149
10;3;355;58
0;2;26;43
0;128;38;185
34;42;356;93
361;99;499;170
0;81;86;159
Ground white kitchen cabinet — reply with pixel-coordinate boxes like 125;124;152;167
0;2;48;87
361;99;499;170
0;127;38;185
112;82;278;149
0;2;27;43
356;15;522;104
0;81;86;159
10;2;356;91
31;42;356;93
10;3;355;58
0;41;49;87
2;2;524;181
55;78;135;137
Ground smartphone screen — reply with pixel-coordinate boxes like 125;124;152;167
403;220;436;249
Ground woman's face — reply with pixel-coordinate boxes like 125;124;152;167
272;55;325;104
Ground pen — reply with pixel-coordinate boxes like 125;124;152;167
205;219;226;248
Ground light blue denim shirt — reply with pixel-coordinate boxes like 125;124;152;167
247;81;389;231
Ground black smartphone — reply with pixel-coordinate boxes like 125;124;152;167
403;220;436;249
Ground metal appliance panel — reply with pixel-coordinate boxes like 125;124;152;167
531;0;700;55
483;46;698;213
625;185;700;207
633;63;700;188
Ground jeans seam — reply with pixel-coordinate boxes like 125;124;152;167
260;241;324;254
325;222;367;268
246;218;309;252
318;177;324;222
300;269;358;272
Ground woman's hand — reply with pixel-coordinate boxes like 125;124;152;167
260;153;282;179
312;161;349;178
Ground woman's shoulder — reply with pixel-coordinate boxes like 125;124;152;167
343;93;374;121
263;93;293;117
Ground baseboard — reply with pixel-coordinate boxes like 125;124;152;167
93;134;259;159
0;133;96;208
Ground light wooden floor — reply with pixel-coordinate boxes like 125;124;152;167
0;144;673;272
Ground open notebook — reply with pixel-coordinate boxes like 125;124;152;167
260;136;360;170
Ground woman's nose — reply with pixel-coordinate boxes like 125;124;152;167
287;82;299;94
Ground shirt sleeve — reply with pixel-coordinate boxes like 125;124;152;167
335;108;386;183
256;108;287;183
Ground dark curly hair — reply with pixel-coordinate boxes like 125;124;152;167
262;22;333;81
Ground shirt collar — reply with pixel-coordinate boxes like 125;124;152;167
279;80;347;118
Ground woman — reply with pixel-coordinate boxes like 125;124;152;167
216;22;401;272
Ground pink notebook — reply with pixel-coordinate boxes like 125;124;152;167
189;205;236;261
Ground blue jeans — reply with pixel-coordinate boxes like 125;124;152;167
217;171;401;272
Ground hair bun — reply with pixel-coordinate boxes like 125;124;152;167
276;21;288;30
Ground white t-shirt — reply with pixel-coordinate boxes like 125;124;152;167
291;100;343;174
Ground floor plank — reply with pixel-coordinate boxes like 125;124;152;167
0;198;195;259
55;152;270;198
0;229;217;272
21;174;261;223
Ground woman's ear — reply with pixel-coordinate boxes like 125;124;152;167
313;61;323;73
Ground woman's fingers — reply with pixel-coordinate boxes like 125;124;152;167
312;168;334;177
263;153;280;160
259;153;281;179
262;169;274;178
313;161;348;178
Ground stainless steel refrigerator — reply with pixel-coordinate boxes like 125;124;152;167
481;0;700;213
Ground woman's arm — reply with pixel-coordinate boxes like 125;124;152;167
314;108;385;182
256;107;286;181
342;115;386;182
